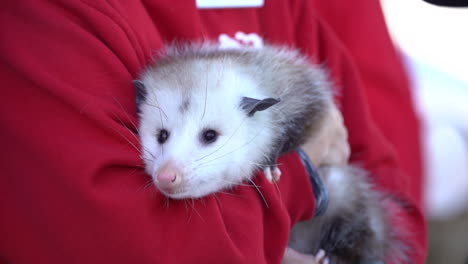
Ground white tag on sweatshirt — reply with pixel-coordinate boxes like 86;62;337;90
196;0;264;9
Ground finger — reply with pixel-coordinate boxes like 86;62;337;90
314;249;326;261
283;247;319;264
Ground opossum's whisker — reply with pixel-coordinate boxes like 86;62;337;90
143;180;154;190
185;200;193;223
109;110;140;145
149;87;168;123
147;87;168;158
149;89;166;160
184;199;193;223
194;161;245;170
108;110;157;163
217;179;257;187
143;87;168;123
273;180;282;201
138;143;157;161
128;167;140;176
127;167;149;190
114;129;154;163
112;97;141;136
111;116;154;159
141;156;154;163
106;121;142;156
183;199;189;212
199;196;207;207
195;160;277;170
248;161;281;168
137;179;155;192
195;126;264;168
165;196;170;209
195;117;248;162
248;178;269;209
213;194;223;209
141;147;156;159
217;191;243;197
142;102;168;119
201;72;208;121
189;198;204;222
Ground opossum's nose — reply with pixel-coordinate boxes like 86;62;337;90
154;161;183;193
157;172;180;188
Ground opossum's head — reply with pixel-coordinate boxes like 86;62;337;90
134;61;279;199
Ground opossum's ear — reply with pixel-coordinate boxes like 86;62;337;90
240;97;280;117
133;80;147;110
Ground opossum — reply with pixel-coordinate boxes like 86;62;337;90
134;43;407;264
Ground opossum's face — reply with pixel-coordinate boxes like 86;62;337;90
135;68;278;199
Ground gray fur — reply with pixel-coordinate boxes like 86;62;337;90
179;99;190;113
136;43;408;263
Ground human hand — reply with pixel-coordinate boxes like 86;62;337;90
301;104;350;167
282;247;329;264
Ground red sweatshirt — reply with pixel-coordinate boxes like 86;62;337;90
0;0;426;263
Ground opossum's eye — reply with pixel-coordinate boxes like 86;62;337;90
157;129;169;144
201;129;218;144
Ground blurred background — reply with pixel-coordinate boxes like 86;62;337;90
380;0;468;263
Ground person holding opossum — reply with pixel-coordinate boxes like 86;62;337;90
0;0;425;263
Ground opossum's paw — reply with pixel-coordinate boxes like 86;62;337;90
264;166;282;183
314;249;329;264
263;167;274;182
272;166;282;181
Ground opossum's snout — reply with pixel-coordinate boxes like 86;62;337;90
152;160;188;197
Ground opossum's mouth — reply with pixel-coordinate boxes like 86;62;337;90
156;186;199;200
157;184;225;200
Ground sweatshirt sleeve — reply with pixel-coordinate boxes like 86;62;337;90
0;1;315;264
292;1;427;263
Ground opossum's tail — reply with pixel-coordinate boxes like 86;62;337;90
289;165;410;264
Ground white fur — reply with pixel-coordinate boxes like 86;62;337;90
324;167;349;207
139;59;275;198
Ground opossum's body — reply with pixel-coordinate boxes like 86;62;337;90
135;44;407;263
